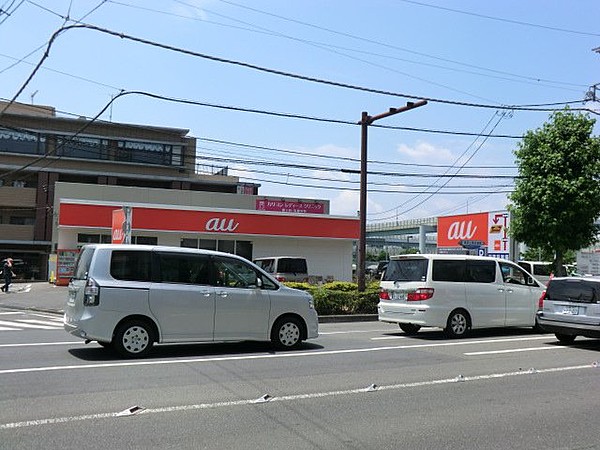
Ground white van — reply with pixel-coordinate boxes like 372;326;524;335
64;244;318;357
517;261;559;285
378;254;544;338
253;256;309;282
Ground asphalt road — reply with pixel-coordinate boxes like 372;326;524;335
1;315;600;449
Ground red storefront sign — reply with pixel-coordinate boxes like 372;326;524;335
111;209;126;244
59;203;358;239
437;212;489;248
256;199;325;214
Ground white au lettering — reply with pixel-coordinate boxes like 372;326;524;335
112;229;123;241
447;220;477;240
205;218;239;233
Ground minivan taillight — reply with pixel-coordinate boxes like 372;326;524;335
379;290;390;300
407;288;434;301
83;278;100;306
538;290;546;309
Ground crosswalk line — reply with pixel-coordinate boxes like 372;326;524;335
18;319;63;327
0;320;57;330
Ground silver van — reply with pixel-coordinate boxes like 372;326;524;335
379;254;544;337
253;256;308;282
64;245;318;357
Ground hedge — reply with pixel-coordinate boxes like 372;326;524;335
284;281;380;315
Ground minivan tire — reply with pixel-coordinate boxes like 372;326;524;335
271;316;303;349
555;333;576;345
444;310;470;338
113;320;155;358
399;323;421;335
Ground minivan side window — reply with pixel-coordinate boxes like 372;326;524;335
110;250;152;282
214;256;265;289
279;258;308;274
499;262;528;285
255;259;275;273
383;259;428;282
432;260;465;282
466;260;496;283
156;252;212;285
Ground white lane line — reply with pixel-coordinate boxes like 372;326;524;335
0;363;594;430
465;346;567;356
0;312;23;316
18;319;63;327
319;329;394;335
0;342;84;348
371;336;407;340
0;320;55;330
0;335;555;375
0;326;21;331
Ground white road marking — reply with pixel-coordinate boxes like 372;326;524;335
0;341;84;348
319;329;394;335
0;335;555;375
18;319;63;327
0;312;23;316
371;336;406;340
0;326;21;331
0;363;594;430
465;346;567;356
0;320;56;330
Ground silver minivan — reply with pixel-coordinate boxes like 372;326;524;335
64;244;319;357
379;254;544;337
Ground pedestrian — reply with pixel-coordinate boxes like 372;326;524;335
1;258;15;293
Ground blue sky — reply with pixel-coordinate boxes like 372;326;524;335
1;0;598;221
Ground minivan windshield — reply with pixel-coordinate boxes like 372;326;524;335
72;246;94;280
382;259;428;282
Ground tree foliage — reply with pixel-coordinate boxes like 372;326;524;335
509;109;600;275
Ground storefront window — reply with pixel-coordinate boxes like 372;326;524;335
199;239;217;250
217;240;235;254
235;241;253;261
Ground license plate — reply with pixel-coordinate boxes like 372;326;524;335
392;292;406;301
561;305;579;315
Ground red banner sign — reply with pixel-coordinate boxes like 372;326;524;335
111;209;126;244
437;212;489;247
59;203;358;239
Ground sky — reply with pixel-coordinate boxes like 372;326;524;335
1;0;598;222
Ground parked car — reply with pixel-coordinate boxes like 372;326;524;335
537;276;600;344
253;256;309;282
378;254;544;338
64;245;319;357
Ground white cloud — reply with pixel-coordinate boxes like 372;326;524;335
396;141;454;161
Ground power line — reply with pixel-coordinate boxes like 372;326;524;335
215;0;591;86
2;22;593;120
398;0;600;38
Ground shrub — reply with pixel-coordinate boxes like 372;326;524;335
284;281;380;315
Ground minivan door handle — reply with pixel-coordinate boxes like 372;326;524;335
199;290;212;297
497;287;505;293
217;290;228;298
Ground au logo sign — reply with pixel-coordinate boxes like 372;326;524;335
205;217;239;233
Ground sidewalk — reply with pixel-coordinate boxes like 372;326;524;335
0;282;377;323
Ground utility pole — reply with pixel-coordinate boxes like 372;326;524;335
357;100;427;291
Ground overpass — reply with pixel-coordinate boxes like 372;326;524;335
366;217;438;253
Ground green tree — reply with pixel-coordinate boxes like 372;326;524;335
509;109;600;276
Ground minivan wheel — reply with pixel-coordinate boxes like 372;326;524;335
399;323;421;335
555;333;576;345
445;310;470;338
271;317;303;349
113;320;155;358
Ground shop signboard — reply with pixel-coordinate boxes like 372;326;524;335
438;210;510;258
256;199;326;214
56;249;79;286
59;202;358;239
